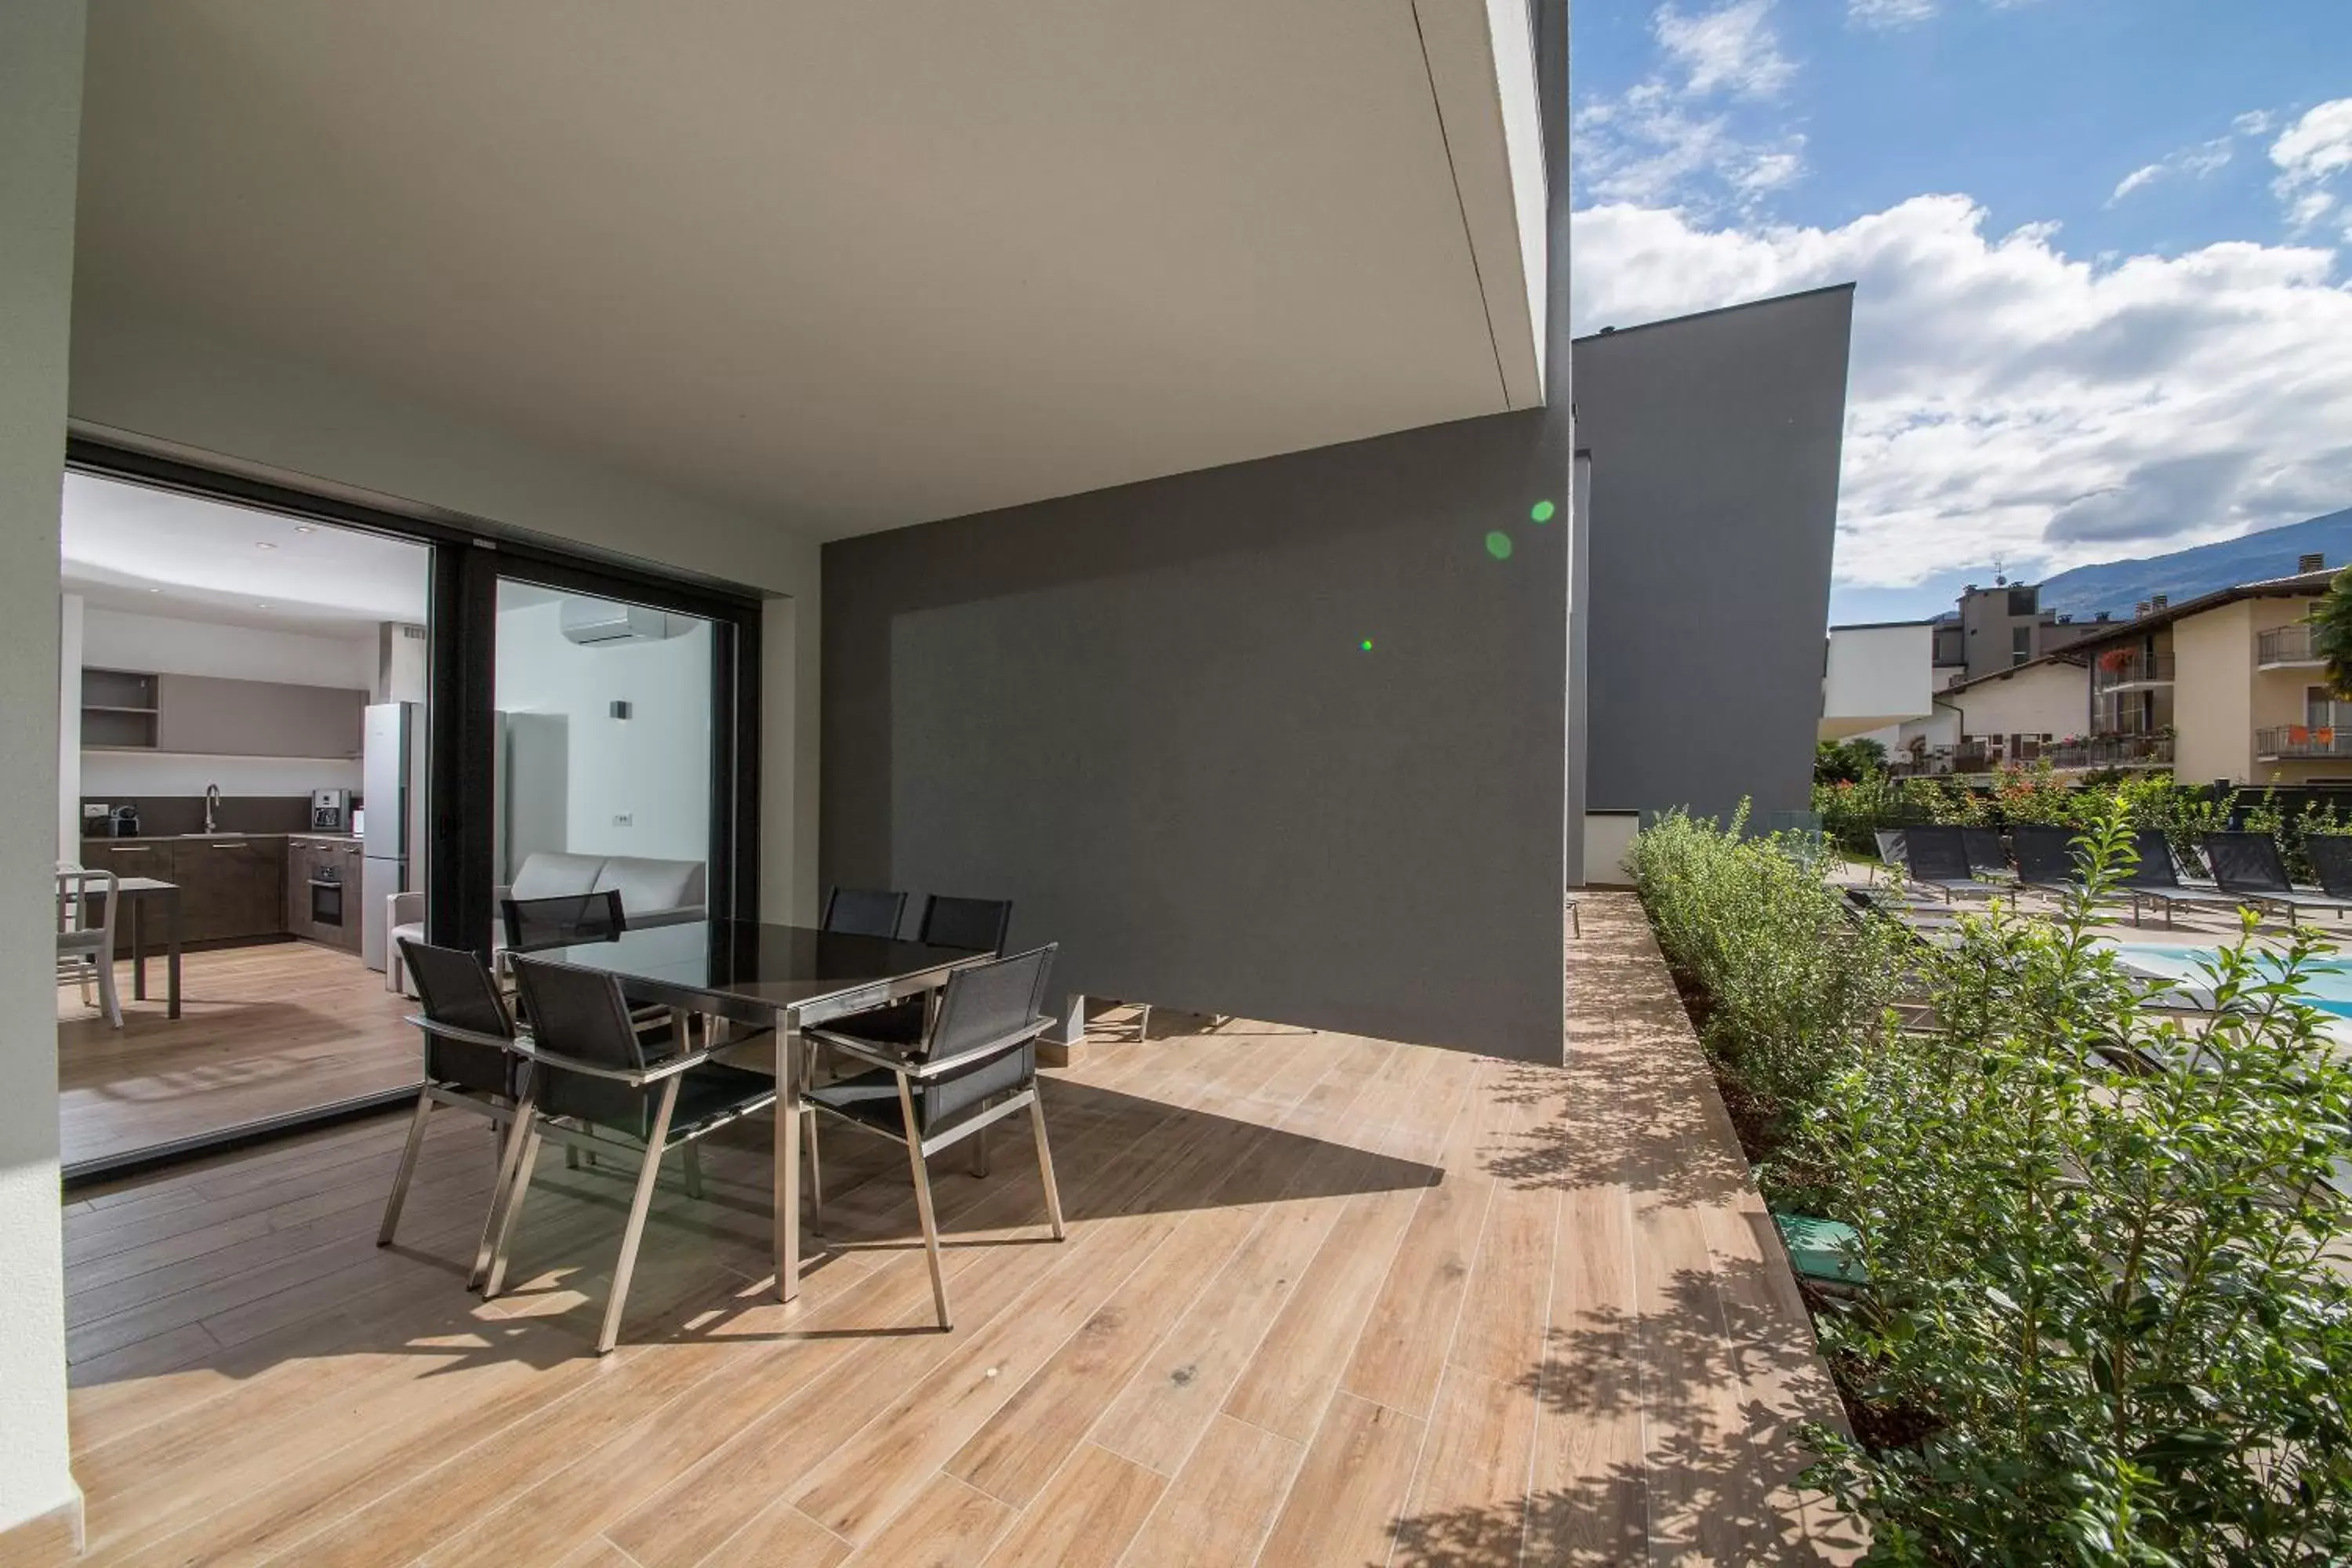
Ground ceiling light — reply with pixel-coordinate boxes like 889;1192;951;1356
256;542;277;550
147;587;162;593
293;524;315;534
255;602;271;609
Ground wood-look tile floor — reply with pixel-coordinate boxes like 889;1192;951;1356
45;895;1859;1566
58;941;419;1169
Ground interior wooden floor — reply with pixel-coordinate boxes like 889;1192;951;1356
45;894;1857;1567
57;940;421;1171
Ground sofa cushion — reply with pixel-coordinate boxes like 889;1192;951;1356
592;856;706;920
510;851;608;901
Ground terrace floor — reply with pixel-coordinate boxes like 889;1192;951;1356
42;893;1857;1567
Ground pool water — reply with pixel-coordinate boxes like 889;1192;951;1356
2109;942;2352;1018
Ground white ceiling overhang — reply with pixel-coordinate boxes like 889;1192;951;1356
73;1;1549;539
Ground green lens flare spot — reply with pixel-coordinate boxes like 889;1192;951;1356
1530;499;1556;524
1484;531;1514;561
1359;638;1374;652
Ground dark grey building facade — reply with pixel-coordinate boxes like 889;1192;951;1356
1576;285;1857;826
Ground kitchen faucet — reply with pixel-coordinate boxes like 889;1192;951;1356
204;783;220;834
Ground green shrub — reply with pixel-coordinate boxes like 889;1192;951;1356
1795;804;2352;1563
1630;804;1902;1155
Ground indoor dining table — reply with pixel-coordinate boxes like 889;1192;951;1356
530;918;994;1302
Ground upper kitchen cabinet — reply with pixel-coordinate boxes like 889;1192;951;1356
149;674;367;758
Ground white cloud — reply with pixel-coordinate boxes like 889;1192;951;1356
1576;0;1805;216
1849;0;1940;27
1655;0;1793;99
2106;136;2234;205
2272;100;2352;234
2234;110;2276;138
1572;198;2352;587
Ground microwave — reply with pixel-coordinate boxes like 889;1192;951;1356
310;788;349;832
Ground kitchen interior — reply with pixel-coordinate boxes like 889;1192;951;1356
57;473;432;1174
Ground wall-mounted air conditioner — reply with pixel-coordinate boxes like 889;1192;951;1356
558;597;693;646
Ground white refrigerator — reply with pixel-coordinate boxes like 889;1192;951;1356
360;702;426;972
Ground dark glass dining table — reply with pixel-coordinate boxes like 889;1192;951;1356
532;918;992;1302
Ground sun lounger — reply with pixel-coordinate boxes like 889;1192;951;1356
1899;824;1994;903
2200;832;2352;924
2118;829;2244;927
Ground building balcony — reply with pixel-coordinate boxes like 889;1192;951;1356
2047;735;2174;769
2092;652;2176;692
2256;623;2326;670
2256;724;2352;761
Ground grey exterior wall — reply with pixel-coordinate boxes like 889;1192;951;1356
1577;285;1854;824
820;410;1570;1060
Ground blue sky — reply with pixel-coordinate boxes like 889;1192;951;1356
1568;0;2352;623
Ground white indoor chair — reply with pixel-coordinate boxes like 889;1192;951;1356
57;866;123;1029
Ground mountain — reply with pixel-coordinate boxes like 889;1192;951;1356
2035;509;2352;619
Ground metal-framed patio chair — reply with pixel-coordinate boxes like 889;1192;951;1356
802;944;1066;1331
380;938;526;1287
483;955;780;1354
822;885;908;939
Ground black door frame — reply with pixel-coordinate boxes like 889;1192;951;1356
60;437;765;1182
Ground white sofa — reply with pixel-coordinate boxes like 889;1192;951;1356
385;851;707;992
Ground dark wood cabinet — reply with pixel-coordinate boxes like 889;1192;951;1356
181;838;285;942
285;840;319;942
78;836;286;949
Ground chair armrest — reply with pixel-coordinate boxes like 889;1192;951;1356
388;891;425;927
506;1036;743;1086
404;1015;517;1054
808;1014;1054;1080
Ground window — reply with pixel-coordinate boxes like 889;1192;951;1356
2008;586;2038;616
2012;626;2031;665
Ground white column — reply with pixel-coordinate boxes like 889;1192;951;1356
0;0;86;1547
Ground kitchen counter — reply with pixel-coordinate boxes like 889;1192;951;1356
74;834;365;955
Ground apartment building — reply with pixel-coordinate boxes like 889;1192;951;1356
2064;560;2347;786
1934;580;2103;682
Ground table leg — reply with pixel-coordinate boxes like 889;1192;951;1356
167;889;182;1021
130;895;147;1001
777;1014;801;1304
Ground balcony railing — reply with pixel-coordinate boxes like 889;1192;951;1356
2092;652;2176;691
2256;724;2352;760
2045;735;2174;769
2256;623;2325;668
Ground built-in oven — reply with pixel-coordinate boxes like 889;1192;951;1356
310;863;344;931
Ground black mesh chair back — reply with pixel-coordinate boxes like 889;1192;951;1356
502;890;626;954
918;895;1014;955
2011;825;2085;887
2307;833;2352;898
914;945;1056;1133
2120;829;2183;888
506;956;661;1136
399;938;517;1097
1873;829;1907;866
1902;825;1974;882
823;885;908;939
2203;832;2292;893
1962;827;2009;875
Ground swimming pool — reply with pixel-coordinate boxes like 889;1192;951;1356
2108;942;2352;1018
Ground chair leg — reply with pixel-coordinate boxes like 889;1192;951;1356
97;953;122;1029
970;1124;989;1178
1029;1093;1066;1241
482;1123;544;1300
682;1141;705;1201
377;1091;436;1247
473;1095;538;1291
599;1080;680;1356
896;1074;952;1330
804;1108;822;1212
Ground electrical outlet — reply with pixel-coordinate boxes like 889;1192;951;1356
612;812;633;828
